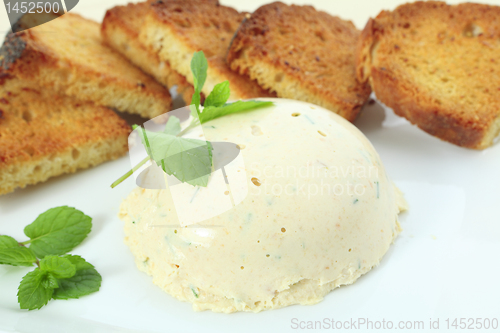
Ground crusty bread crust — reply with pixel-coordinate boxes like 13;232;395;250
0;12;172;119
356;1;500;149
141;0;275;100
101;2;196;105
226;2;371;122
0;77;130;195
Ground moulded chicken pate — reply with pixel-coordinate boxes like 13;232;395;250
119;99;407;313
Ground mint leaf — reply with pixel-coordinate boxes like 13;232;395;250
204;80;230;108
190;51;208;115
40;255;76;279
161;139;213;187
191;51;208;94
0;247;37;266
139;128;213;187
110;52;275;190
200;100;274;124
0;235;20;249
42;273;59;289
24;206;92;258
5;208;99;310
52;255;101;300
18;269;53;310
164;116;181;136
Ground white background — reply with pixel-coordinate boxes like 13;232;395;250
1;0;499;332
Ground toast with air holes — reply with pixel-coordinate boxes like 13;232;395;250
0;12;172;119
139;0;275;101
101;1;197;105
0;76;130;196
356;1;500;149
226;2;371;122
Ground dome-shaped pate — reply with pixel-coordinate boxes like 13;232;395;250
119;99;407;313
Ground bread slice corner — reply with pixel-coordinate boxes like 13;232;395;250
355;1;500;149
0;77;131;195
101;1;196;106
226;2;371;122
0;12;172;119
140;0;274;101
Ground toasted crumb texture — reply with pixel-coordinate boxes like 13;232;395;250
0;12;172;119
0;78;130;195
101;2;196;104
140;0;275;100
356;1;500;149
226;2;371;122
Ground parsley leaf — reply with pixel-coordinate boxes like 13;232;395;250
52;255;102;300
23;206;92;258
0;235;20;249
18;269;54;310
200;100;274;124
0;247;37;266
136;127;213;187
190;51;208;115
40;255;76;279
204;80;230;108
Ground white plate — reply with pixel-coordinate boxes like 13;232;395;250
1;1;499;332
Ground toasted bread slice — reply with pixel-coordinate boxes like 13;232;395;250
101;2;195;104
140;0;275;101
226;2;371;122
0;12;172;119
0;77;131;195
356;1;500;149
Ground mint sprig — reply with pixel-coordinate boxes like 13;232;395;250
203;80;230;108
23;206;92;258
163;115;181;136
134;121;213;187
0;235;20;249
18;269;54;310
40;255;77;279
200;100;273;123
189;51;273;122
190;51;208;116
1;206;101;310
0;247;38;266
111;51;273;189
52;255;101;300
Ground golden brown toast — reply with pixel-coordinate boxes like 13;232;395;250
0;76;131;195
226;2;371;122
0;12;172;119
356;1;500;149
140;0;275;101
101;1;196;104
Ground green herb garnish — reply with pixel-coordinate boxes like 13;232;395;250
199;100;273;123
23;206;92;258
52;255;102;300
111;51;273;189
133;122;213;187
190;50;208;116
191;286;199;298
1;206;101;310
